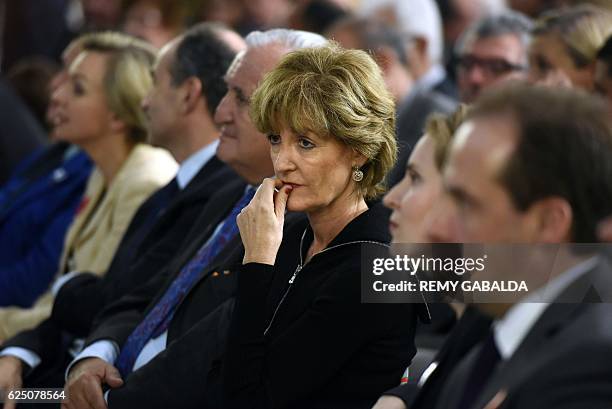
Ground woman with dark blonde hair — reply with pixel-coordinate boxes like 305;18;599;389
223;44;419;408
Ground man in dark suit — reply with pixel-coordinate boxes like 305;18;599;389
59;29;326;409
0;23;244;404
375;84;612;409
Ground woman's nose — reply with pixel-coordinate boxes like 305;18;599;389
273;145;297;174
50;81;68;106
383;182;404;210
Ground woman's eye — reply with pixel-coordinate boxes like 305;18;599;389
267;134;281;144
298;138;315;149
73;81;84;96
407;169;421;184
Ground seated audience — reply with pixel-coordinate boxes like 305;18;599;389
223;44;418;409
455;11;533;102
528;4;612;90
0;22;243;401
0;35;95;308
394;84;612;409
2;3;612;409
0;32;177;340
62;29;327;409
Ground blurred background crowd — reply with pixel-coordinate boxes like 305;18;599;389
2;0;612;180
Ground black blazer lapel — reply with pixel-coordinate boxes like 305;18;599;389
160;156;226;213
143;178;247;312
142;157;232;242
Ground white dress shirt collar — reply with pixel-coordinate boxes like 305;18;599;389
493;256;599;360
176;140;219;189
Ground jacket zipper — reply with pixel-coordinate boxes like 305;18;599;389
263;228;389;336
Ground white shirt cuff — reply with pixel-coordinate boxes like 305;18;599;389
52;271;82;296
0;347;41;370
65;340;119;381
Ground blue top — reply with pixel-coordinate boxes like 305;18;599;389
0;143;92;307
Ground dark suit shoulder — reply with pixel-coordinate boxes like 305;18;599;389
504;306;612;409
432;76;458;101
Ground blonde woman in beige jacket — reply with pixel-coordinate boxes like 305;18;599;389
0;32;177;340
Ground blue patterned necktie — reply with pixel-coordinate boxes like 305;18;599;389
115;186;255;377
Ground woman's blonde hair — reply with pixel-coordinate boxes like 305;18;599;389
534;5;612;68
425;104;470;171
80;32;156;143
250;44;397;200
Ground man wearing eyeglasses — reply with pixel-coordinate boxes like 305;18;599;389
455;11;533;102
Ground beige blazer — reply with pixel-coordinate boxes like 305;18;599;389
0;144;177;340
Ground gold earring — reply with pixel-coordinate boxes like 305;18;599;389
352;166;363;182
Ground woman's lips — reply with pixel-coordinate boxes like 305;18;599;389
389;220;399;232
219;126;236;140
51;114;68;127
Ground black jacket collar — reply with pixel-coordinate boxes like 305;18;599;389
291;201;391;253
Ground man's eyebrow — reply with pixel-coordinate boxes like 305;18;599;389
446;184;480;208
232;85;248;102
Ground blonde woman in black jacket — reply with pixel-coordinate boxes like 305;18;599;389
225;45;419;409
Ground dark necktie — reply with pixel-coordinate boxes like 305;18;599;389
115;186;255;377
456;330;501;409
130;178;179;239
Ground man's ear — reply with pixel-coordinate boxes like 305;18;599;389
374;46;399;74
412;37;428;61
181;77;203;114
530;197;573;242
